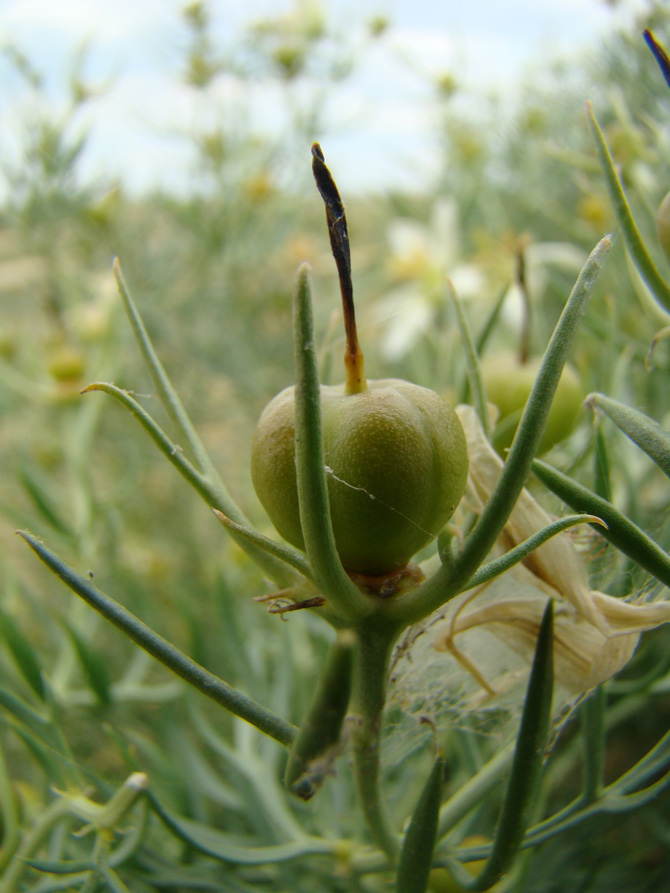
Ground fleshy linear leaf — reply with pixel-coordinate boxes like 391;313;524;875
446;601;554;892
396;749;445;893
465;513;606;591
0;606;46;700
532;459;670;589
593;416;612;502
23;858;94;875
587;392;670;480
61;618;113;705
448;281;490;440
212;510;313;581
82;382;299;587
18;466;73;536
523;728;670;848
285;631;354;800
17;531;297;748
113;258;217;479
392;236;611;626
586;102;670;314
147;792;336;865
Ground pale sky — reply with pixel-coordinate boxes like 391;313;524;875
0;0;650;197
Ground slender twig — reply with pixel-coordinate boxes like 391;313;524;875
350;623;400;862
17;531;297;748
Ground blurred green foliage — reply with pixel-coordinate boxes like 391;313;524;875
3;1;670;890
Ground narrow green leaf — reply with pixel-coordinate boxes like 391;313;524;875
586;102;670;314
532;458;670;588
0;733;20;872
587;392;670;480
292;264;372;622
212;510;313;581
448;281;490;439
593;416;612;502
0;607;46;700
396;750;445;893
82;382;297;587
476;282;510;355
465;514;606;591
393;236;611;626
18;466;72;536
147;793;336;865
9;722;73;789
17;531;297;748
285;631;354;800
453;601;553;892
518;731;670;849
580;686;606;803
99;864;132;893
459;282;510;404
23;858;94;875
61;619;112;705
113;258;215;478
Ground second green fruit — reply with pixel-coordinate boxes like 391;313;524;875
481;353;584;455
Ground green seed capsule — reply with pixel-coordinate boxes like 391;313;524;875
252;379;468;575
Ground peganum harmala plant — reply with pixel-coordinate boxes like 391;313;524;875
11;48;670;887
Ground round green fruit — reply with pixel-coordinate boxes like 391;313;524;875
481;353;584;455
251;378;469;576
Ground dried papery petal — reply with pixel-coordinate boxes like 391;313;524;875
456;404;604;629
435;590;640;694
591;591;670;634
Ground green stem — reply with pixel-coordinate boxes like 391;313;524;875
350;623;400;862
17;531;297;748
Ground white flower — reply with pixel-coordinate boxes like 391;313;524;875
375;201;484;361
